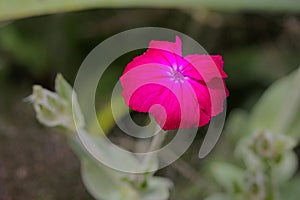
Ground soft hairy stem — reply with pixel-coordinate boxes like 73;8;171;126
141;128;166;171
266;167;279;200
133;128;166;186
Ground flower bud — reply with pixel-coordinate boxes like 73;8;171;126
28;74;84;132
249;130;295;164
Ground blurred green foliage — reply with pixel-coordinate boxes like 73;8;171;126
0;1;300;199
1;0;300;21
204;68;300;200
29;74;172;200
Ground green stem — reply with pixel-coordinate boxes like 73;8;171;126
133;128;166;187
141;128;166;170
266;166;279;200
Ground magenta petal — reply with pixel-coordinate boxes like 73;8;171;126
120;63;171;99
149;36;182;57
183;54;228;82
124;37;183;74
170;80;202;128
120;36;229;130
128;84;181;130
121;64;199;130
188;78;226;118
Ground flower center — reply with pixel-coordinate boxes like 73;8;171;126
168;64;187;83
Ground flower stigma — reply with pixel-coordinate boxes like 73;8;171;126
168;63;187;83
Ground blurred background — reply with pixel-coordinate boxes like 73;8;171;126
0;3;300;200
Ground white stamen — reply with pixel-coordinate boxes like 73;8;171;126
172;63;177;70
168;64;186;83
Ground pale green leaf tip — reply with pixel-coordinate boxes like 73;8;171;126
55;73;65;88
24;84;41;103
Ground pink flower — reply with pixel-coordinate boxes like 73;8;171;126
120;36;228;130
